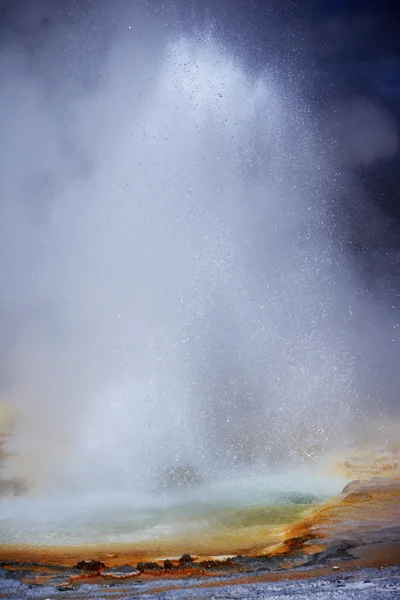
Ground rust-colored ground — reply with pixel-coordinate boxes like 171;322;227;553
1;447;399;592
136;559;400;597
21;544;399;597
271;476;400;557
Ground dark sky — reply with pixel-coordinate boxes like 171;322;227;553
2;0;399;109
1;0;399;101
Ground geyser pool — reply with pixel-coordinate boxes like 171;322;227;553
0;3;373;545
0;466;347;555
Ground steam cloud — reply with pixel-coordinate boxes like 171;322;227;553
0;1;399;496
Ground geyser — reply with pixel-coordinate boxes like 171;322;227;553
0;2;396;514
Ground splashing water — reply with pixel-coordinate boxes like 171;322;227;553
0;7;366;544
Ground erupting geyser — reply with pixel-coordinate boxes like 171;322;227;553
0;2;398;539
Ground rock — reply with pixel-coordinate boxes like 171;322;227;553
163;559;176;570
136;561;162;572
74;560;105;574
179;554;194;565
199;560;222;569
230;555;287;571
303;541;356;566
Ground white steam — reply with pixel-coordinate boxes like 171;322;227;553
0;5;397;499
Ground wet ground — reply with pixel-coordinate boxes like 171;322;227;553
1;564;399;599
1;448;399;599
1;475;399;598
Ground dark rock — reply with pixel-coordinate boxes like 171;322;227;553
230;554;286;571
163;559;176;570
304;541;356;566
74;560;105;574
199;560;222;569
137;561;162;572
179;554;194;565
281;533;315;554
0;560;18;568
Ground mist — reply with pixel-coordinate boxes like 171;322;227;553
0;1;399;499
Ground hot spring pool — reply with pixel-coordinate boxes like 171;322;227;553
0;470;347;559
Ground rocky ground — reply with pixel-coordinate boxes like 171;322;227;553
0;563;399;599
1;440;399;599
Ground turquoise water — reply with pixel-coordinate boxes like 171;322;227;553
0;469;345;547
